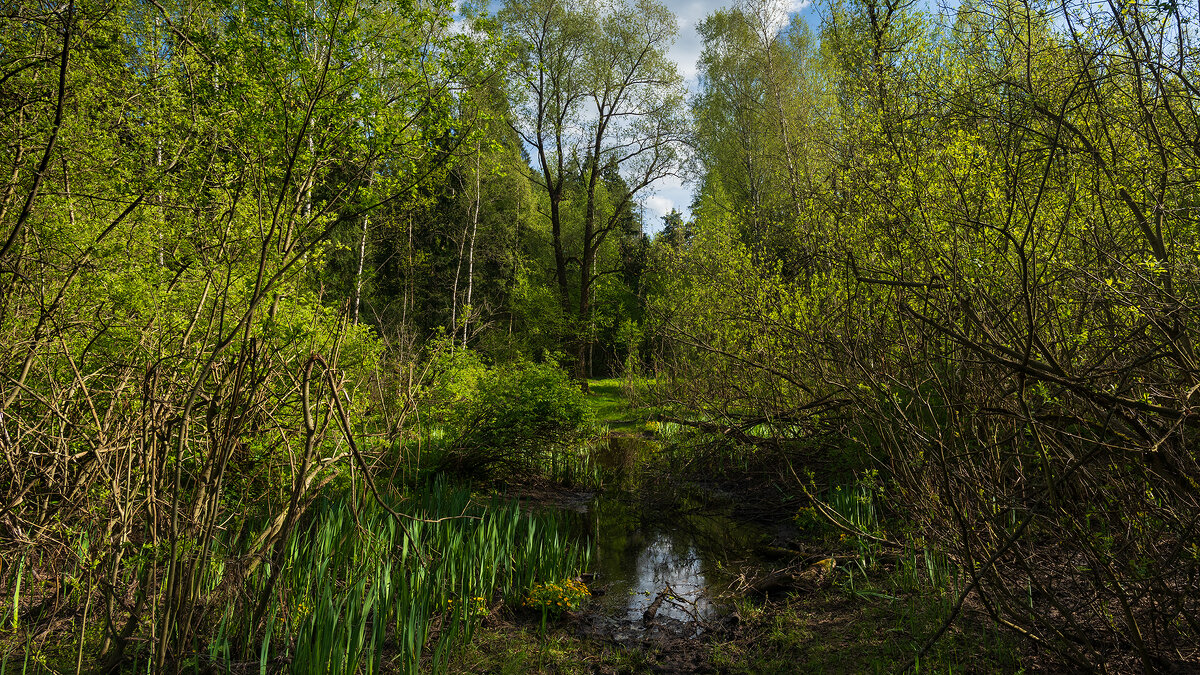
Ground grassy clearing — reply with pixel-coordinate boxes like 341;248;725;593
586;379;655;434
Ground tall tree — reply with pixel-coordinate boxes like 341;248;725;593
693;2;833;272
500;0;687;380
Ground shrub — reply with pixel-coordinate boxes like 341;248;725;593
436;359;591;477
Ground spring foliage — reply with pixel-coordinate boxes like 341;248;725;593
659;0;1200;668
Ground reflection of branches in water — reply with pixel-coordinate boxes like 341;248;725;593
639;582;714;638
639;539;701;587
664;588;707;623
582;489;767;625
630;538;714;624
644;510;761;572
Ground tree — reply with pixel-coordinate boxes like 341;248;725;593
693;1;834;274
0;0;476;666
658;208;691;247
500;0;688;380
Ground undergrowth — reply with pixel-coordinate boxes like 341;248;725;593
1;478;590;674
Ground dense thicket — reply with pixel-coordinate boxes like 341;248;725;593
0;0;483;665
6;0;1199;669
662;0;1200;668
0;0;669;668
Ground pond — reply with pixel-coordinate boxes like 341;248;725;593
565;486;770;639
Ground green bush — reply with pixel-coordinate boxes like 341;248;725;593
419;342;491;422
435;359;591;477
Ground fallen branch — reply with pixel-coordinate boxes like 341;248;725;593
642;583;675;626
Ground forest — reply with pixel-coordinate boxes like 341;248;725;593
1;0;1198;672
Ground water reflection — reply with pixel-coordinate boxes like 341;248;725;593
576;491;765;630
620;536;711;622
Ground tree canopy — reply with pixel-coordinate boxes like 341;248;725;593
2;0;1199;670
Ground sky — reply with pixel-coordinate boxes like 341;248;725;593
639;0;816;234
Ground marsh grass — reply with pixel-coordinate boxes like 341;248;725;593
262;479;588;674
1;478;588;674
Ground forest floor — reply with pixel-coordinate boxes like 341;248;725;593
447;380;1027;674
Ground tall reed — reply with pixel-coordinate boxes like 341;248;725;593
0;479;585;675
223;478;591;674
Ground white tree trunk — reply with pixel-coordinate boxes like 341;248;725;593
463;145;481;348
353;212;368;325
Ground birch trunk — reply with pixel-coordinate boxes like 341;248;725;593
462;144;481;348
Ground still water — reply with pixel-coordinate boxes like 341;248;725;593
567;488;768;633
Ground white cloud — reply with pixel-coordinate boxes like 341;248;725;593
639;174;696;234
642;195;676;223
666;0;727;83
